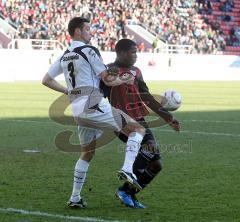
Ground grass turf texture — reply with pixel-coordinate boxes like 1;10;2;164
0;81;240;222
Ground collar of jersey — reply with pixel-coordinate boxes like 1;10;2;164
70;40;85;49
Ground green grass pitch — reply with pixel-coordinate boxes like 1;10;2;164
0;81;240;222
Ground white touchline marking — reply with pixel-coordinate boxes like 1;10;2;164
0;119;74;126
1;119;239;137
1;118;240;124
158;129;240;137
182;119;240;124
0;208;126;222
0;119;52;124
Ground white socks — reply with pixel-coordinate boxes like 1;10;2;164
122;132;143;174
70;159;89;202
69;132;143;202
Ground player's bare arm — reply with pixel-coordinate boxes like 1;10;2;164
100;70;134;87
137;77;181;132
42;73;68;95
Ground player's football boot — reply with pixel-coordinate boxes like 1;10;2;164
67;198;87;209
117;170;142;191
132;195;146;209
115;190;134;207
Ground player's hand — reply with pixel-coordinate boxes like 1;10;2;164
118;70;134;85
64;88;69;95
168;118;181;132
107;67;119;76
125;76;135;85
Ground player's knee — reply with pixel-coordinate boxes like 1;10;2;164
123;123;145;136
132;124;145;136
133;152;150;177
138;125;146;135
80;150;95;162
149;159;162;174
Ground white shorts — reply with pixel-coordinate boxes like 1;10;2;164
74;98;135;145
78;126;102;146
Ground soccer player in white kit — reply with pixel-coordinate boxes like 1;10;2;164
42;17;145;208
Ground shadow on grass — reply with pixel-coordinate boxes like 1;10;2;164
1;109;240;152
0;109;240;221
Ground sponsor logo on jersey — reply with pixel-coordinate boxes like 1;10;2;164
62;55;79;62
88;49;96;58
130;70;137;76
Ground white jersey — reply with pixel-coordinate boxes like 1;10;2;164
48;41;106;116
47;41;136;137
48;41;106;91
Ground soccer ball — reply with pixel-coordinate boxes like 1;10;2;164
162;89;182;111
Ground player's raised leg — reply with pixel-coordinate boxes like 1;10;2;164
116;127;162;208
117;122;145;190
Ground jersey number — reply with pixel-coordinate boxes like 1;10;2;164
68;62;75;88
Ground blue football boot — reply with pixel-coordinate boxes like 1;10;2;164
132;195;146;209
115;190;134;208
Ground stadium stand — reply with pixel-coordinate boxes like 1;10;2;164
200;0;240;55
0;0;239;55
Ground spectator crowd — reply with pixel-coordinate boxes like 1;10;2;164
0;0;238;53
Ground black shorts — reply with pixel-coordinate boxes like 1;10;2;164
117;118;161;161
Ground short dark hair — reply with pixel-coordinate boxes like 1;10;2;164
115;39;137;53
68;17;90;37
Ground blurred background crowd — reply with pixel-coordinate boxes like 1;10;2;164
1;0;240;53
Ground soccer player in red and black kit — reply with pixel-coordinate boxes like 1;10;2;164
101;39;181;208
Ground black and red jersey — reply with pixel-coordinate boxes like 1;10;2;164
100;61;172;123
106;63;149;119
